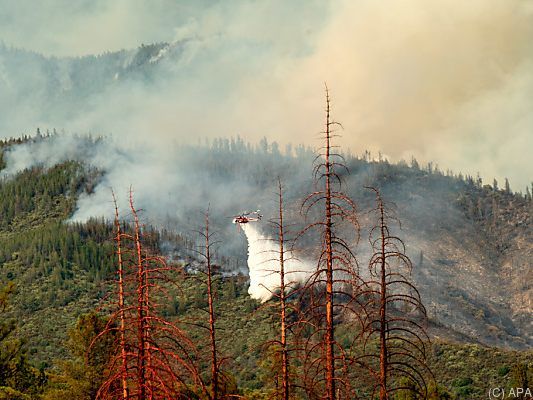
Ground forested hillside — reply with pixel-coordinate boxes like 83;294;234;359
0;135;531;399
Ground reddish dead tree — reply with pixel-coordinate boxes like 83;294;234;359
260;178;297;400
358;187;432;399
93;191;207;399
112;191;128;399
192;209;224;400
297;86;360;399
275;179;291;400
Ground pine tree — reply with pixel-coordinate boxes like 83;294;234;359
94;191;206;399
298;86;360;399
358;188;432;399
505;178;511;194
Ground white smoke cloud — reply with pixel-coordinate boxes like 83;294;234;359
0;0;531;189
0;134;255;225
240;222;314;303
0;134;317;270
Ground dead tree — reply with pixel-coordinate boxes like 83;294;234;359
112;192;128;399
358;187;432;399
276;180;290;400
205;213;219;400
192;209;223;400
259;178;297;400
297;86;360;399
93;191;206;399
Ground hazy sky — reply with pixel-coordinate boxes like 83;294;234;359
0;0;532;190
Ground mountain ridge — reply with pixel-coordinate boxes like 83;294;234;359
0;135;530;353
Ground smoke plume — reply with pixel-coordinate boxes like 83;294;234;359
0;0;531;189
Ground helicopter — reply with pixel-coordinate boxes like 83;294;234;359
232;210;262;224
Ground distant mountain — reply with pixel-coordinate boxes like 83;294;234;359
0;42;185;134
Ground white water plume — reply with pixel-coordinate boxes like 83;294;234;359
240;222;314;302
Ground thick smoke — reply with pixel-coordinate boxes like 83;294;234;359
240;222;314;303
0;135;174;223
0;0;531;189
0;133;315;268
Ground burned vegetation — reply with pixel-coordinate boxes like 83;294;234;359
357;188;432;399
89;89;434;399
94;192;206;399
295;87;361;399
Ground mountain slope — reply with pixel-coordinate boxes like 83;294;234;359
0;136;530;355
0;136;531;398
